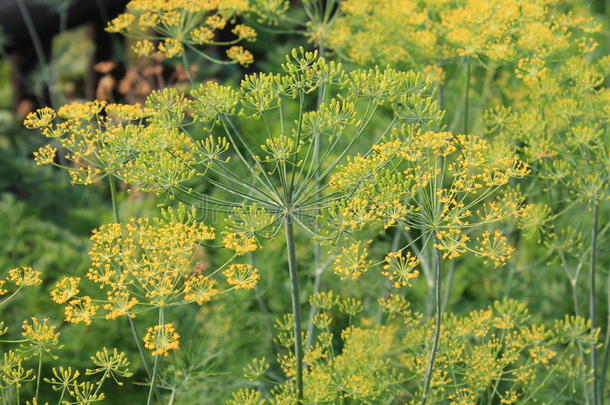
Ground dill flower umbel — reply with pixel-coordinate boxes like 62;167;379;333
86;217;216;309
7;266;42;287
183;275;219;304
21;317;61;353
226;46;254;66
223;232;258;255
382;250;420;288
475;231;515;267
50;276;80;304
143;323;180;356
33;144;57;165
103;0;265;64
223;264;260;290
327;0;600;67
64;296;98;325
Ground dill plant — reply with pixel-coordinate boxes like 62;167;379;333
104;0;293;68
15;0;610;402
26;47;446;401
25;48;531;402
233;292;596;404
0;267;132;405
485;54;610;404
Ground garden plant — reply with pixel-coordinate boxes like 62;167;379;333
0;0;609;404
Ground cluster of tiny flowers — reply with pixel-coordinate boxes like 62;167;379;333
326;0;600;71
48;216;255;329
143;323;180;356
382;250;420;288
329;128;530;264
105;0;262;64
24;99;197;190
401;299;593;402
223;264;261;290
6;266;42;287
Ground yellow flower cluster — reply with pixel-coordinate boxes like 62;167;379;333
105;0;258;64
333;242;371;280
486;55;610;204
475;231;515;267
241;296;571;403
382;250;420;288
24;98;197;191
48;217;224;327
21;317;60;348
50;276;80;304
64;296;98;325
223;232;258;255
270;317;400;403
402;299;591;402
143;323;180;356
223;264;260;290
7;266;42;287
327;0;600;69
86;218;215;308
330;128;529;263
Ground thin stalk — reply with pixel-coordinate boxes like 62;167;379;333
35;351;42;399
129;317;153;378
600;259;610;405
422;242;443;405
93;371;108;397
108;176;120;223
15;0;56;107
590;201;599;405
305;44;326;350
56;386;66;405
284;215;304;403
181;51;193;84
442;260;455;312
167;389;176;405
147;307;164;405
0;287;23;308
463;55;471;134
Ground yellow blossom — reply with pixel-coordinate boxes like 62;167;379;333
143;323;180;356
8;266;42;287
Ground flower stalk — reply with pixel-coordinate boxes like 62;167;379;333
422;238;443;404
284;214;304;402
590;201;599;405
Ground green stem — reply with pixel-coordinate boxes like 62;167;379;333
0;287;23;308
35;351;42;400
181;51;193;85
590;201;600;405
147;308;164;405
108;176;120;223
167;389;176;405
15;0;57;107
57;386;66;405
601;259;610;405
463;55;471;134
93;371;108;397
422;242;443;405
442;260;455;312
284;215;304;403
305;44;325;350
